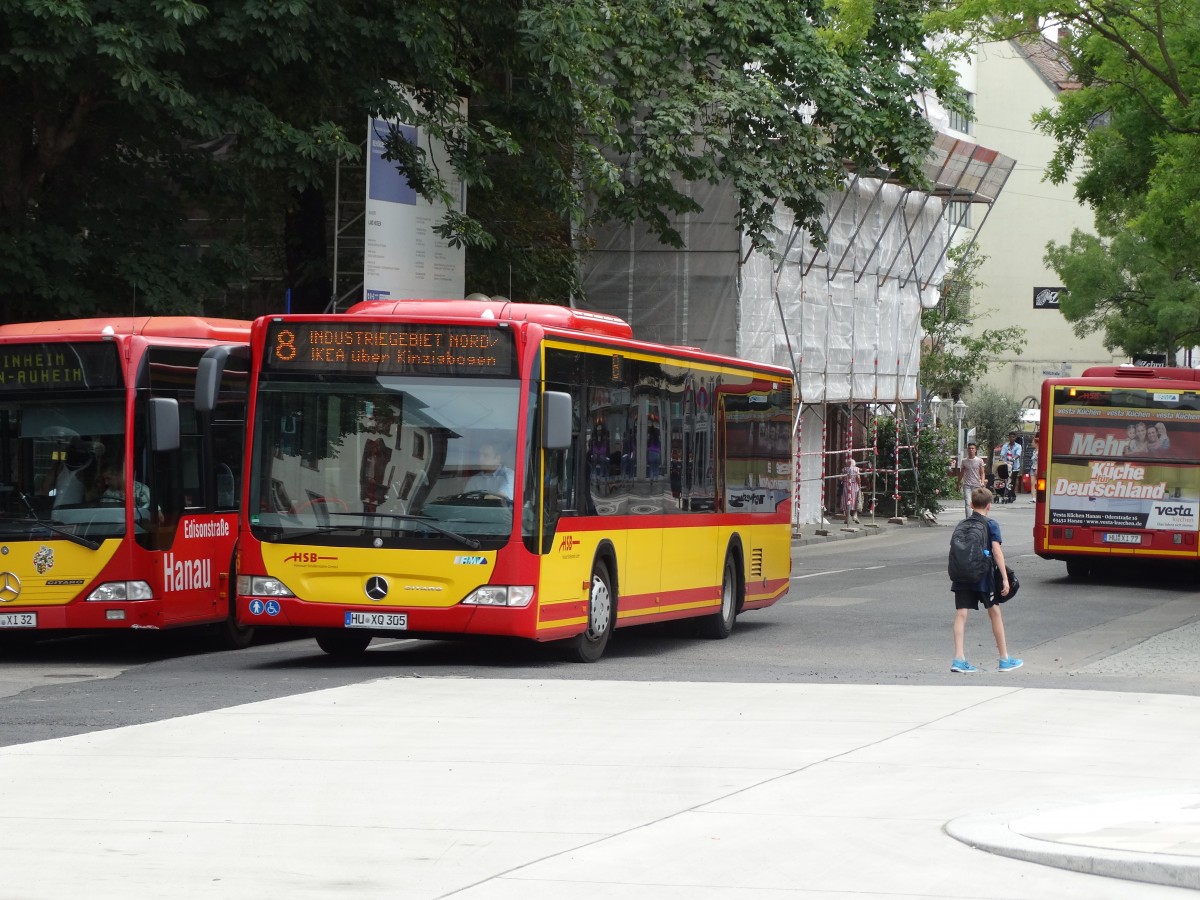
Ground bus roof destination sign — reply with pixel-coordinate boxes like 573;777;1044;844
0;343;122;392
265;322;517;377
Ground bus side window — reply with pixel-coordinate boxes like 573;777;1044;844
211;421;243;511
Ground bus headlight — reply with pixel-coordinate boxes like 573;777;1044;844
461;586;534;607
236;575;295;597
86;581;153;602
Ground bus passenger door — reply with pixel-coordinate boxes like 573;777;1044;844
536;409;591;632
138;384;227;625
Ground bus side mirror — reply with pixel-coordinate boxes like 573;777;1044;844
196;343;249;413
148;398;180;452
542;391;572;450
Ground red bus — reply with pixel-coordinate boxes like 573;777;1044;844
221;299;793;661
1035;365;1200;577
0;317;253;646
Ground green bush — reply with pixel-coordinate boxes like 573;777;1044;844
866;416;956;516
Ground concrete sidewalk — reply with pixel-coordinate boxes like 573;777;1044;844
792;512;934;546
0;678;1197;897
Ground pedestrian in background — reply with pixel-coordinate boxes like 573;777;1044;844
1000;430;1022;502
842;456;861;525
950;487;1022;674
956;442;986;518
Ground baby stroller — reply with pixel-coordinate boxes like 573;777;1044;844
992;463;1011;503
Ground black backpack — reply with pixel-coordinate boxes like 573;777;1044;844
948;515;991;583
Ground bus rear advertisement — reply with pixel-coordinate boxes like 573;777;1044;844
1035;365;1200;578
228;300;794;661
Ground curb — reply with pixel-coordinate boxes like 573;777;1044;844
791;517;936;547
945;795;1200;891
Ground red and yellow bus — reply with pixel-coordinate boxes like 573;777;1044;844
1035;365;1200;577
224;299;793;660
0;317;253;645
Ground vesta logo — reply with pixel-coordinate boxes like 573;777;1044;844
163;552;211;592
1155;505;1194;517
558;535;579;552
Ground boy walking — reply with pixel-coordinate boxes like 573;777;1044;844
950;487;1022;673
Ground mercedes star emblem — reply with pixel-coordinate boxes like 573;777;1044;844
0;572;21;603
364;576;389;601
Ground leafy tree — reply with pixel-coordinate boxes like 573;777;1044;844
0;0;967;321
964;386;1021;463
937;0;1200;355
1045;228;1200;358
921;244;1025;399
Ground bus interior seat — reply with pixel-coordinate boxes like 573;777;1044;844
216;463;236;507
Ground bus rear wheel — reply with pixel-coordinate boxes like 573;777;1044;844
567;561;614;663
1065;558;1091;580
699;553;739;639
315;630;372;657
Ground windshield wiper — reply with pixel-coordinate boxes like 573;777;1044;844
7;492;101;551
267;514;481;549
263;523;352;543
360;512;481;549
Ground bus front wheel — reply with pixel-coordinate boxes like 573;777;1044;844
1065;558;1091;579
216;609;255;650
315;630;372;657
699;553;739;640
567;561;614;663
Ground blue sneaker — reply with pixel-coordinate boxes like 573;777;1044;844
999;656;1024;672
950;659;980;673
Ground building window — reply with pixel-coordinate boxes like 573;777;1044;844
948;92;973;135
947;201;972;228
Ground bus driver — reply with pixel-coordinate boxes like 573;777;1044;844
466;442;514;500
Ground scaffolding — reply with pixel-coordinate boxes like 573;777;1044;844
328;145;367;313
581;132;1015;526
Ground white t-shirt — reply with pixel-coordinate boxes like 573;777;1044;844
52;466;87;506
466;466;514;499
960;455;986;489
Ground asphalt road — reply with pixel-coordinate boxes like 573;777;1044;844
0;498;1196;747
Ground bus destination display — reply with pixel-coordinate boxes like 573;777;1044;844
0;343;122;392
265;322;516;377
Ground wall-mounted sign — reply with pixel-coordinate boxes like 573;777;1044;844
364;88;466;303
1033;287;1063;309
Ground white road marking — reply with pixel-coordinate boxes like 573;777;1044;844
791;565;886;580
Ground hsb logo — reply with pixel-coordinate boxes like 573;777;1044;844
558;535;579;552
283;551;336;563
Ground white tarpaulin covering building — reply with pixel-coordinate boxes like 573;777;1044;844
580;133;1015;525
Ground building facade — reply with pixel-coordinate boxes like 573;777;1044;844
952;36;1121;404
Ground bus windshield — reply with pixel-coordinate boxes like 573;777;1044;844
0;393;134;543
249;377;521;546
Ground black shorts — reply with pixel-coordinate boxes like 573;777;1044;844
954;589;997;610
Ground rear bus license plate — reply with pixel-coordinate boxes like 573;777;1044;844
1103;533;1142;545
345;611;407;630
0;612;36;629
